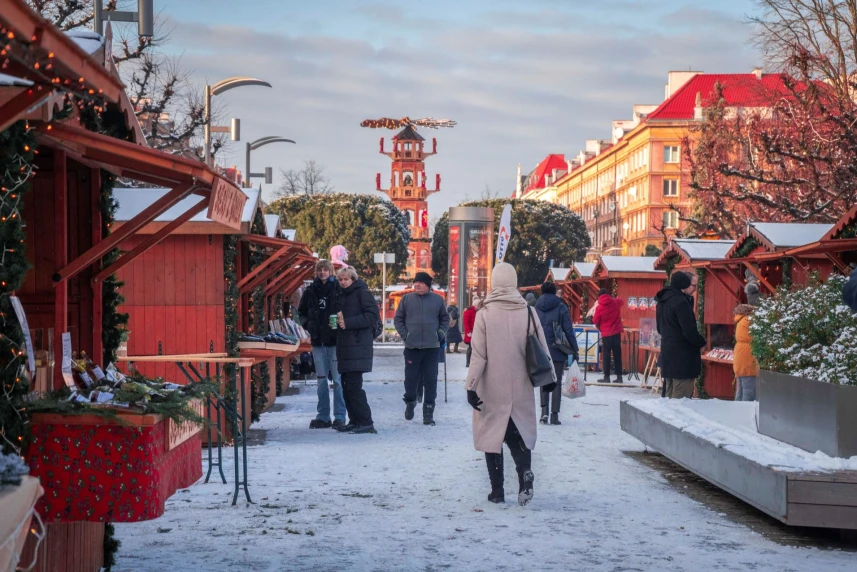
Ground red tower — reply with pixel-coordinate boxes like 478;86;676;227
375;126;442;279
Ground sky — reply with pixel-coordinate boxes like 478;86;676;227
149;0;763;221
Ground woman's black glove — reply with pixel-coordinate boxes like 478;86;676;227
541;382;557;393
467;390;483;411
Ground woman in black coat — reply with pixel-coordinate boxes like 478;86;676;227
446;304;463;352
334;266;380;434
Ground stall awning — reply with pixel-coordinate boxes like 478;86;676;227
238;235;316;300
0;0;125;130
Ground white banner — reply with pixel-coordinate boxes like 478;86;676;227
9;296;35;375
495;204;512;264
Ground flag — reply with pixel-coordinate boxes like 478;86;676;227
495;204;512;264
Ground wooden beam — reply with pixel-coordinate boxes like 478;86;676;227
90;168;103;363
91;196;210;284
236;245;291;291
824;252;848;274
0;87;53;132
239;252;299;295
53;184;196;283
264;258;315;297
53;149;67;390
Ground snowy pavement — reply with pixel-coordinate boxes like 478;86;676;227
114;348;857;571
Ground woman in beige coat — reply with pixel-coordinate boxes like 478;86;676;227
466;263;556;505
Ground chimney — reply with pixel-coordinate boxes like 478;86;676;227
753;67;762;80
693;92;703;120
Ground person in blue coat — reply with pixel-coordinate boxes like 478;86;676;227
844;266;857;313
534;282;579;425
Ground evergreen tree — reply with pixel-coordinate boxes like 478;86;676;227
266;194;409;288
431;199;589;287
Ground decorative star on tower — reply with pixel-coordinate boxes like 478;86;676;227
360;117;457;130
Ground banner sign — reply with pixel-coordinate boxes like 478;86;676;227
495;204;512;264
207;177;247;230
9;296;35;375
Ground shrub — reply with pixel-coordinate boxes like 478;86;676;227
750;275;857;385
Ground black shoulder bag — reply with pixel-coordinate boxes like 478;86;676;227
526;308;556;387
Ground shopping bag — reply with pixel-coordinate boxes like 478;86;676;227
562;360;586;399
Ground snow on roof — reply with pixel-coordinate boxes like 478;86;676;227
282;229;297;241
66;30;105;56
750;222;833;248
549;267;571;281
114;187;259;224
673;239;734;261
0;73;33;87
264;214;281;238
599;256;661;273
573;262;596;278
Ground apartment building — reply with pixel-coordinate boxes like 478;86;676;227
527;70;781;258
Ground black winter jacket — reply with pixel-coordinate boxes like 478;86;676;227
446;305;463;344
336;279;379;373
844;271;857;313
534;293;578;362
298;277;341;346
655;286;707;380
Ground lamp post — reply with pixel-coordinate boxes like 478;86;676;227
374;253;396;342
203;77;272;166
244;136;296;188
94;0;154;37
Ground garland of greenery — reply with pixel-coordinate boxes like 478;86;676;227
732;236;762;259
781;258;793;289
610;278;619;297
273;293;285;396
695;268;709;399
664;255;679;287
248;211;270;421
223;235;240;387
838;221;857;240
0;121;36;455
103;522;121;571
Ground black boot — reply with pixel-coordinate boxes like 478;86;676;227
486;453;504;503
549;412;561;425
539;406;549;425
517;467;534;506
404;399;416;421
423;403;435;426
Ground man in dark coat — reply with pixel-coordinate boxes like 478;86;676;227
534;282;579;425
446;304;463;353
394;271;449;425
844;266;857;312
334;267;380;434
298;260;345;429
655;271;707;399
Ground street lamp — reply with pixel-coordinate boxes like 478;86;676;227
203;77;272;166
244;136;296;188
374;253;396;342
94;0;154;37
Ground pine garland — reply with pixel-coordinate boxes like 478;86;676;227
781;258;793;289
664;255;679;287
223;236;240;384
273;293;285;396
248;211;270;420
103;522;121;571
0;121;36;455
695;268;709;399
732;236;761;259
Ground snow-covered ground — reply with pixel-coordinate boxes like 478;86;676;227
114;349;857;571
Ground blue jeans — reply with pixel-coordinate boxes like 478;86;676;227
735;376;757;401
312;345;346;422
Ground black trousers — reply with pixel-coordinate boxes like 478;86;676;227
404;347;439;405
341;371;373;426
602;333;623;380
540;360;565;413
485;419;531;488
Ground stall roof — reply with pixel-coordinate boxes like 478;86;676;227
655;239;735;269
572;262;596;278
113;187;261;234
597;256;661;274
549;267;572;282
264;214;282;238
751;222;833;248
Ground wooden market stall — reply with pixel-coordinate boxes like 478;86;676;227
655;239;736;398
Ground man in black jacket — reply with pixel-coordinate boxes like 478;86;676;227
298;260;346;429
655;271;707;399
534;282;579;425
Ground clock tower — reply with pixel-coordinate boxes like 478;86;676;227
375;125;441;279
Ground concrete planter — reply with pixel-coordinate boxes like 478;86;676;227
758;370;857;458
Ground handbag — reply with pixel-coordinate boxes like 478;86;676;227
552;307;576;355
526;308;556;387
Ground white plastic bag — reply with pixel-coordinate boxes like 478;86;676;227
562;360;586;399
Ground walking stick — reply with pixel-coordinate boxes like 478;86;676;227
444;354;448;403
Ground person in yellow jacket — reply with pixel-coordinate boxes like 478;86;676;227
733;304;760;401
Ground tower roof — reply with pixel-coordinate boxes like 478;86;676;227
392;125;425;141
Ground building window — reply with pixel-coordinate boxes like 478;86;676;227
663;179;678;197
663;210;679;229
664;145;680;163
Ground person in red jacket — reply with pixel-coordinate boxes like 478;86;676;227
593;288;624;383
463;299;478;368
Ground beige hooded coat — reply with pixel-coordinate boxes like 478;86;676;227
466;263;555;453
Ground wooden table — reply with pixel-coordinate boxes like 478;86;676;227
639;345;662;393
118;355;254;505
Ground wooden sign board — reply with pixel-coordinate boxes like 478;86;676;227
206;178;247;230
166;399;204;451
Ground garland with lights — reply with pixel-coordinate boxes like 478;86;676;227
223;235;240;384
664;255;679;286
695;268;709;399
781;258;793;289
248;211;270;420
610;278;618;297
732;237;761;259
0;121;36;455
273;293;285;396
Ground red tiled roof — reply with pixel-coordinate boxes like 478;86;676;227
523;154;566;193
648;73;794;120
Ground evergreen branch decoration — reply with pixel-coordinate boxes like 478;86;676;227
732;236;762;259
695;268;709;398
248;210;270;420
223;236;240;384
781;258;793;289
0;120;37;455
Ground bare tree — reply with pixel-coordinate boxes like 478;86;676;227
481;183;501;200
274;160;335;197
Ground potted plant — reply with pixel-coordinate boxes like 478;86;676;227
750;274;857;457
